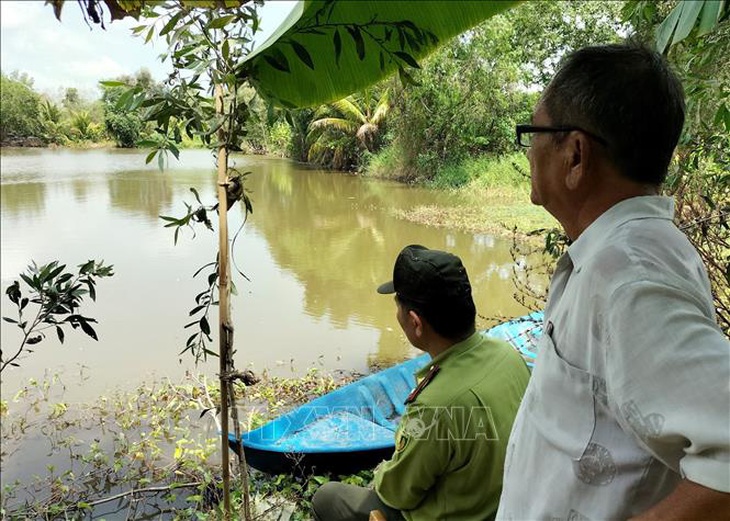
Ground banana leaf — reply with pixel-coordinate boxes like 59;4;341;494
243;0;519;108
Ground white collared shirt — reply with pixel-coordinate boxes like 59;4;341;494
497;196;730;520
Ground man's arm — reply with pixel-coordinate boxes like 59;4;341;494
630;479;730;521
374;405;450;510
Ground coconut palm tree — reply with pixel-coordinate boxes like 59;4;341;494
306;88;390;170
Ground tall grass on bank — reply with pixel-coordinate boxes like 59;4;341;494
367;147;556;236
366;145;530;188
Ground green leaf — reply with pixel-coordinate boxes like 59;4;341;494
168;142;180;160
697;0;723;35
193;261;217;278
673;0;704;45
99;80;128;87
47;264;66;282
333;29;342;67
26;335;43;345
115;88;135;111
6;281;20;305
290;40;315;70
346;25;365;60
79;260;95;275
56;326;65;343
159;11;183;37
263;48;290;73
79;319;98;341
190;187;203;205
206;15;236;30
247;1;515;107
57;273;73;284
136;139;158;148
394;51;421;69
207;271;218;286
38;262;57;283
200;317;211;336
2;317;17;324
222;38;230;61
87;281;96;301
656;4;682;53
19;273;34;289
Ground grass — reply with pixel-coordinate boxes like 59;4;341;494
374;150;560;240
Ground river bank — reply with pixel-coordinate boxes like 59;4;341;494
1;366;359;519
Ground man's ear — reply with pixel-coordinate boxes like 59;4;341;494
564;133;589;191
409;310;424;337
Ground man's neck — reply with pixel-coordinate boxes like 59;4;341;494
565;171;659;241
424;329;475;359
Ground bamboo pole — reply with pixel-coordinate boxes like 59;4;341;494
215;83;232;519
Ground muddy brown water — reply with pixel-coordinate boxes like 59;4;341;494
1;147;546;401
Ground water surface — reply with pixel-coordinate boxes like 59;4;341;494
1;148;544;401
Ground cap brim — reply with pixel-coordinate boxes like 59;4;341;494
377;281;395;294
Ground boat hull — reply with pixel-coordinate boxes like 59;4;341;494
234;312;543;474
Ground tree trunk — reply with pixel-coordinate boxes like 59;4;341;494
215;83;232;519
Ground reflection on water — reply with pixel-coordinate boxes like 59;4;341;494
0;148;545;401
0;181;47;217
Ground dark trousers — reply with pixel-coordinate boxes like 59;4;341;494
311;482;406;521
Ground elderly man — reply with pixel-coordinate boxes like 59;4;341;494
313;244;530;520
497;43;730;520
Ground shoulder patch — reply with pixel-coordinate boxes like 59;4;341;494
405;364;440;404
395;430;409;452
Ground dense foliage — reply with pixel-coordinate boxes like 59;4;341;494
1;73;107;146
0;72;42;143
100;69;161;147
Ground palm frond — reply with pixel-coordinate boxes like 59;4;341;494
371;88;391;125
308;117;359;135
331;98;367;124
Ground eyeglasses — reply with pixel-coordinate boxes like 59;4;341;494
515;124;608;148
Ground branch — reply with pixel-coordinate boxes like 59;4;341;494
82;482;202;508
679;209;729;231
0;304;43;373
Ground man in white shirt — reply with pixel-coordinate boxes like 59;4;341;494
497;42;730;520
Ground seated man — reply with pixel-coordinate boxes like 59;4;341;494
312;244;530;520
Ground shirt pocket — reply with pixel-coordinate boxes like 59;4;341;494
525;331;596;461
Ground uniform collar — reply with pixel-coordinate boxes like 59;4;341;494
567;195;674;272
416;331;481;378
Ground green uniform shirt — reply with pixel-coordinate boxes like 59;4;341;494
373;332;530;520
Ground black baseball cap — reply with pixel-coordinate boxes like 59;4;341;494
377;244;473;305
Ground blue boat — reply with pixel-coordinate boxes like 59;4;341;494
232;312;543;475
